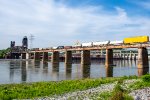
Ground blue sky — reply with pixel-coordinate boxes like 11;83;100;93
0;0;150;49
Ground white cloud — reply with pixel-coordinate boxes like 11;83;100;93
0;0;149;49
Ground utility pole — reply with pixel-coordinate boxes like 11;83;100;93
29;34;34;49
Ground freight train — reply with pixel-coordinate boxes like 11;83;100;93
75;36;149;48
30;36;149;50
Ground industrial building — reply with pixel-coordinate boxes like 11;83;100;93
8;36;28;59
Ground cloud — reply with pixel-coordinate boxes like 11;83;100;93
0;0;150;49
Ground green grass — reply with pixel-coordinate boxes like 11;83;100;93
129;80;150;90
0;75;143;99
128;74;150;90
0;78;121;99
110;83;133;100
97;92;112;100
142;74;150;82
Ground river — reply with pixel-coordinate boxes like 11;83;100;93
0;60;149;84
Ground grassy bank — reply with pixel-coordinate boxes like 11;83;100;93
0;75;144;99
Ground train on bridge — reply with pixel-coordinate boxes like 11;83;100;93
30;36;149;51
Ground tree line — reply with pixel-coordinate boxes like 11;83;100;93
0;48;10;59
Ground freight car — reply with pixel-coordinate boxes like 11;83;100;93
64;46;72;49
57;46;64;49
123;36;149;44
93;41;110;46
82;42;93;47
110;40;124;45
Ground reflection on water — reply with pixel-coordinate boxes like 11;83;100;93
65;64;72;79
0;60;149;84
21;61;27;82
137;60;149;76
105;66;113;77
138;68;149;76
82;64;90;78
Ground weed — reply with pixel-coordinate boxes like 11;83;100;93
142;74;150;82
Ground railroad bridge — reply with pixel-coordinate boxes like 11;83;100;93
20;43;150;69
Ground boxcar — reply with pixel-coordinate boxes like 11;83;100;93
93;41;110;46
123;36;149;44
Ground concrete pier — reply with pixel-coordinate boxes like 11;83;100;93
81;50;91;65
105;49;113;66
81;64;90;78
65;64;72;79
52;51;59;64
26;53;30;59
21;53;26;59
105;66;113;77
138;68;149;76
65;51;72;64
52;63;59;73
42;52;48;61
138;47;149;68
126;54;129;60
129;53;132;60
34;52;40;61
133;54;136;60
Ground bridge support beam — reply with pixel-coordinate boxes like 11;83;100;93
105;49;113;66
81;50;91;65
26;53;30;59
42;52;48;61
105;66;113;77
52;51;59;64
34;52;40;61
129;53;132;60
126;54;129;60
133;54;136;60
65;51;72;64
138;47;149;68
21;53;26;59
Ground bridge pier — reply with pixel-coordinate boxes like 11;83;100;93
105;49;113;66
65;51;72;64
120;54;124;59
65;64;72;79
42;52;48;61
133;54;137;60
138;47;149;68
129;52;132;60
21;53;26;59
126;54;129;60
105;66;113;77
138;67;149;76
10;53;20;59
26;53;30;59
52;51;59;64
81;64;90;78
81;50;91;65
34;52;40;61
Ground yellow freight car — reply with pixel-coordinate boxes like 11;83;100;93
123;36;149;44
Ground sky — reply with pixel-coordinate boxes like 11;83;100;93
0;0;150;49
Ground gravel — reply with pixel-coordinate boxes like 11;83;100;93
34;79;150;100
129;87;150;100
38;83;117;100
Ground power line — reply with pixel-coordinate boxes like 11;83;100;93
29;34;34;49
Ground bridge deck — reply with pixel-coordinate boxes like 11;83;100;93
28;43;150;53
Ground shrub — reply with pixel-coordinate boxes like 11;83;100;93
113;84;124;92
111;91;123;100
142;74;150;82
123;94;134;100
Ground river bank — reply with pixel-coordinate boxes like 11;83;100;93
0;75;150;99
